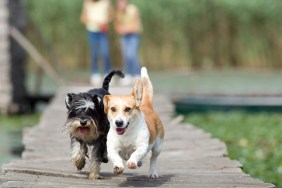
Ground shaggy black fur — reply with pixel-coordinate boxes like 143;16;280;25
64;70;124;175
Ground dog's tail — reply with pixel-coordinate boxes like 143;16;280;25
141;67;153;107
102;70;125;91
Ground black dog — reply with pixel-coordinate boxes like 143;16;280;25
64;70;124;179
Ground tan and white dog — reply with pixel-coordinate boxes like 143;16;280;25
103;67;165;178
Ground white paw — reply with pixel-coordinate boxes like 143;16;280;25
126;161;137;169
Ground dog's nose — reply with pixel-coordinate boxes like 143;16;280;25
80;119;87;126
115;120;123;128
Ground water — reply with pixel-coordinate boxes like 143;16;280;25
0;131;24;172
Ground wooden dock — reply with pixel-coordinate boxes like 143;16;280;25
0;86;274;187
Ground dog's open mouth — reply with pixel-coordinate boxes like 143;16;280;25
78;127;90;134
116;124;129;135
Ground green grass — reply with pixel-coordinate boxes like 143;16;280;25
183;112;282;187
0;113;41;132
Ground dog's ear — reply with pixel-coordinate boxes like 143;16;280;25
132;80;143;107
65;93;75;110
92;95;102;110
91;94;99;103
103;95;110;114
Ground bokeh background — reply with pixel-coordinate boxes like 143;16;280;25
1;0;282;187
27;0;282;71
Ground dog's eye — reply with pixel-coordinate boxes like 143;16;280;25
111;107;116;112
124;107;131;112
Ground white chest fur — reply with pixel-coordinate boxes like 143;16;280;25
107;116;150;161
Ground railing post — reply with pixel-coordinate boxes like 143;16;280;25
8;0;28;113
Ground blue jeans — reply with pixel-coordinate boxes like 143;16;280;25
88;31;111;74
121;34;141;75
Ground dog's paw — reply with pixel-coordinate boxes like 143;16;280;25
127;161;137;169
113;166;124;175
89;172;103;180
102;156;108;163
102;150;108;163
73;155;86;171
72;148;86;171
137;161;143;167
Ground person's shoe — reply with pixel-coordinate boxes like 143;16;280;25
90;74;102;86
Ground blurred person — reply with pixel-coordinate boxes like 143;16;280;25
81;0;112;85
115;0;142;85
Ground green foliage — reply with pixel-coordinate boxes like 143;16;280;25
27;0;83;47
184;112;282;187
133;0;282;68
27;0;282;70
0;113;40;132
26;0;88;68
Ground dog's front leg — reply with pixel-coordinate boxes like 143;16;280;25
89;146;103;180
71;138;87;170
127;144;148;169
108;147;124;175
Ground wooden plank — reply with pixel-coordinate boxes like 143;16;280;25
0;0;10;99
0;95;11;101
0;172;274;188
0;10;8;21
0;56;10;65
0;24;9;35
0;44;9;56
0;0;8;6
0;86;275;187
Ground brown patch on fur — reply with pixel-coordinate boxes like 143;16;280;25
132;77;165;145
104;95;137;120
141;106;165;145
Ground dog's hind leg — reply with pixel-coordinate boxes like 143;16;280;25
148;137;163;179
148;151;159;178
71;138;87;171
101;137;109;163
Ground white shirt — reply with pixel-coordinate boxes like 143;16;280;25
84;0;110;32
